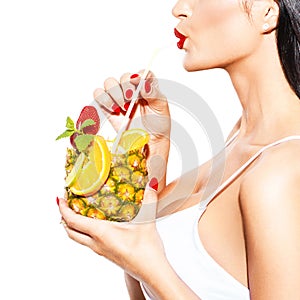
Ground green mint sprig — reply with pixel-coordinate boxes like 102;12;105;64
74;134;94;152
56;116;96;152
55;117;76;140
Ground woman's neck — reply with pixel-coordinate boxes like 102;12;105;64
225;35;300;142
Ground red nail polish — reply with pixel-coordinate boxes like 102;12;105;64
125;88;133;100
56;197;60;206
124;101;130;111
112;103;121;114
130;73;139;79
145;80;151;94
149;177;158;191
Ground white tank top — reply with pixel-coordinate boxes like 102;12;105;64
141;134;300;300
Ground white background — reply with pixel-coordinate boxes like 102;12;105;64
0;1;241;299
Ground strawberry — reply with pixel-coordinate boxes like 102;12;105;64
70;132;79;149
76;106;100;134
69;106;100;149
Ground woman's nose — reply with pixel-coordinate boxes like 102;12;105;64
172;0;192;20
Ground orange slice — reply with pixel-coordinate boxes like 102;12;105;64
69;136;111;196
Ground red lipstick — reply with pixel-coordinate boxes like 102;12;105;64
174;28;187;49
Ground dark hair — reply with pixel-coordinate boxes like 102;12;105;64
276;0;300;98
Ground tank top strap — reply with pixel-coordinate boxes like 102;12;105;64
224;130;240;147
199;135;300;210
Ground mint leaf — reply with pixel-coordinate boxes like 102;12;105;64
55;129;75;140
75;134;94;152
80;119;95;131
66;117;75;130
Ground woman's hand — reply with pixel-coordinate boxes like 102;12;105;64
58;183;202;299
58;187;201;299
58;186;166;282
94;71;171;191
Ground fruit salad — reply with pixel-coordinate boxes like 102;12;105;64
56;106;149;222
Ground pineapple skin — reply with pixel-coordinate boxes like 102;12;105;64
66;147;148;222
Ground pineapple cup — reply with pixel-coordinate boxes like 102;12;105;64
56;106;150;222
65;144;148;222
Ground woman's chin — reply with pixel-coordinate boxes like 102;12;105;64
182;53;207;72
183;56;221;72
182;60;209;72
182;58;198;72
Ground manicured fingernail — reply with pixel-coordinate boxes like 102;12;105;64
130;73;139;79
56;197;60;206
124;101;130;111
148;177;158;191
112;103;121;114
145;79;151;94
125;88;133;100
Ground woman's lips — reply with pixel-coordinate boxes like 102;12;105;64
174;28;187;49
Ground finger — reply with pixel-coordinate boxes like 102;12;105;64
59;198;99;237
139;71;168;112
94;87;120;114
131;182;158;224
104;77;125;111
120;72;136;104
147;155;167;184
129;72;142;85
63;219;95;248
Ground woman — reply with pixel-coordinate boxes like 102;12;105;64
58;0;300;299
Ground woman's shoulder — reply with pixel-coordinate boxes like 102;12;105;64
238;138;300;296
239;137;300;212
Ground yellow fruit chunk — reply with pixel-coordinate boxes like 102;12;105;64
69;136;111;196
118;129;149;152
86;208;106;220
117;183;135;201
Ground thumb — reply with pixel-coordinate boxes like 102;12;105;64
136;70;168;113
141;71;163;95
131;178;158;224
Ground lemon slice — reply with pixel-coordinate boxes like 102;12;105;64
69;136;111;196
118;129;149;152
65;152;85;187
